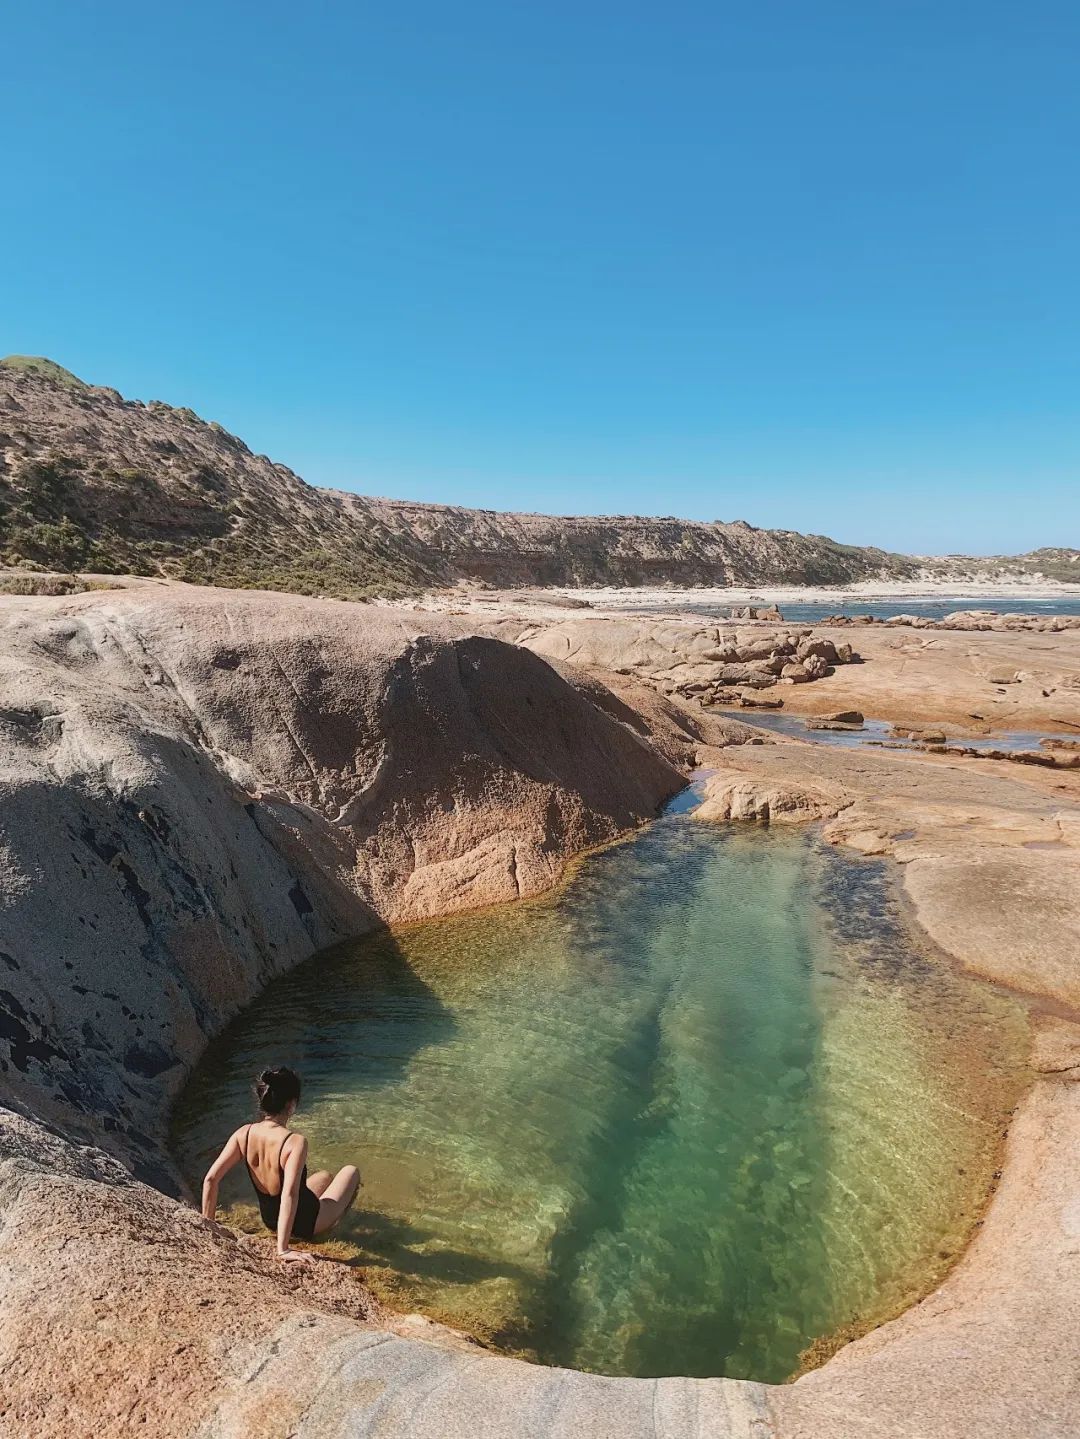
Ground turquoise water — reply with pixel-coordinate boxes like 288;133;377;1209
173;798;1027;1382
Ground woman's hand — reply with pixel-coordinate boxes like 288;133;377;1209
277;1247;315;1265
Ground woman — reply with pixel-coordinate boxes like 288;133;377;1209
201;1066;360;1262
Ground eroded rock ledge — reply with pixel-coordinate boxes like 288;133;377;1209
2;586;1079;1438
693;741;1080;1010
0;585;734;1179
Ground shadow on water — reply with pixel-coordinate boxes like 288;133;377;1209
342;1208;538;1287
170;926;457;1195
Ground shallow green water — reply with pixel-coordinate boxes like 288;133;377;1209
173;792;1028;1382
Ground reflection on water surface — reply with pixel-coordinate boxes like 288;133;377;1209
173;801;1027;1381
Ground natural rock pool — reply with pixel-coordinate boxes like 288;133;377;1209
172;787;1029;1383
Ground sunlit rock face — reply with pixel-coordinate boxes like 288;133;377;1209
0;585;690;1174
0;582;1078;1439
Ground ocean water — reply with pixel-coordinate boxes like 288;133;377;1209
638;597;1080;624
173;799;1028;1383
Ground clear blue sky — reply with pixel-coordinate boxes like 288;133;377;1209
4;2;1079;554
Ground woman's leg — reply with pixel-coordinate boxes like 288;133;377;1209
313;1165;361;1235
307;1170;332;1198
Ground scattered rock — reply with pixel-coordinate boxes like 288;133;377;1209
728;604;784;621
893;725;947;744
781;661;812;683
693;773;845;825
796;637;839;665
738;694;784;709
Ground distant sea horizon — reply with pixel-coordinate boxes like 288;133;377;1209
548;581;1080;625
658;596;1080;624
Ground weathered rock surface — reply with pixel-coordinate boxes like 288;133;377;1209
743;619;1080;731
469;600;1080;734
728;604;784;621
904;847;1080;1008
3;584;1080;1439
693;736;1080;1009
0;585;692;1177
824;607;1080;633
694;776;844;825
482;614;857;708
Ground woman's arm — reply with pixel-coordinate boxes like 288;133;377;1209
201;1130;243;1220
276;1134;310;1261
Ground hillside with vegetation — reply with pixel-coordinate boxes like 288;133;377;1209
0;358;442;598
1;357;1074;597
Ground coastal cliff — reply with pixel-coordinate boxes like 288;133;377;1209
4;358;1075;597
360;497;911;588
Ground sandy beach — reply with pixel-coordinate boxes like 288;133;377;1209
517;577;1080;611
397;577;1080;624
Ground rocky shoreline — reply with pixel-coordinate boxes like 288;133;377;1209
1;583;1078;1437
419;579;1080;614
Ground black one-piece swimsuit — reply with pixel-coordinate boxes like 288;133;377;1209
242;1124;321;1239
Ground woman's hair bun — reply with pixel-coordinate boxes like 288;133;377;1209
254;1065;301;1113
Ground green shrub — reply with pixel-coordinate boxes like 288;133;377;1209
0;572;81;596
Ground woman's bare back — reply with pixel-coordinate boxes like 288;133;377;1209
242;1120;296;1196
239;1121;361;1239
